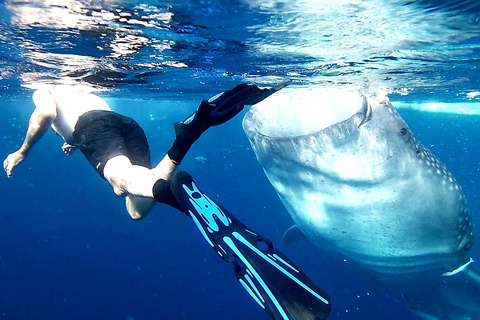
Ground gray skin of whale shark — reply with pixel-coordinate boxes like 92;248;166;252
242;90;480;320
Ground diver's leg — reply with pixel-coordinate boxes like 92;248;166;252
103;155;157;219
122;154;178;219
124;195;156;220
103;155;157;197
151;154;177;182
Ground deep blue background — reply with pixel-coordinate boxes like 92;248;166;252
0;0;480;318
0;95;479;319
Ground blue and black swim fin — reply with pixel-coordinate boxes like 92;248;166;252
167;82;289;164
170;171;331;320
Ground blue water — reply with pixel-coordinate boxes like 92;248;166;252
1;1;480;319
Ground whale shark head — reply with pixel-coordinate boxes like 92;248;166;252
242;88;474;276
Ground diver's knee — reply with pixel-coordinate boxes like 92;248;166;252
104;171;128;196
126;195;155;219
109;180;127;197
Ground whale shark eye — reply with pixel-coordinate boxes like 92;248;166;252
399;128;407;136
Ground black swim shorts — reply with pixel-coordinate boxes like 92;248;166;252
73;110;152;179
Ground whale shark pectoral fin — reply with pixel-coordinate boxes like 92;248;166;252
283;225;309;245
442;257;475;277
357;95;372;128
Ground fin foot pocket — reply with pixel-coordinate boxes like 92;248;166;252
171;171;331;320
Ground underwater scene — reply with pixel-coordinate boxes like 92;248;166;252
1;1;480;319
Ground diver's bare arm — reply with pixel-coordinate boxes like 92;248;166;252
3;102;56;177
20;108;56;154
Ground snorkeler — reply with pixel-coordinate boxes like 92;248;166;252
3;82;331;320
3;83;279;218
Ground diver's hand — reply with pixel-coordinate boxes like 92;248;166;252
3;150;26;178
62;142;77;155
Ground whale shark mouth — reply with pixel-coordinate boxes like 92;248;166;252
242;87;474;275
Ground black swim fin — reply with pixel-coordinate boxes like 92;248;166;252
170;171;331;320
168;82;289;164
181;81;289;130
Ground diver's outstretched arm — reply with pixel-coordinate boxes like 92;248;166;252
4;90;57;178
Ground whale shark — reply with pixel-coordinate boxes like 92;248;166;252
242;87;480;319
